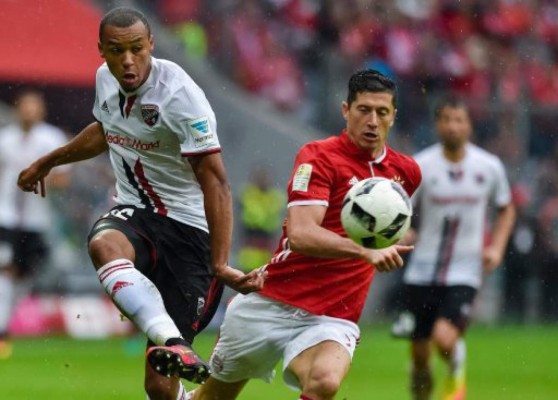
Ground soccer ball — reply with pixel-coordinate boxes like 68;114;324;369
341;177;412;249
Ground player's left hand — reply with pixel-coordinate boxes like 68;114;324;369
482;246;502;273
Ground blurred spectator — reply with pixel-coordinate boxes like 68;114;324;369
503;183;538;323
0;90;70;358
536;189;558;322
237;166;285;271
181;0;553;156
226;0;304;110
535;149;558;322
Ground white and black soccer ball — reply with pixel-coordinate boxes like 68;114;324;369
341;177;412;249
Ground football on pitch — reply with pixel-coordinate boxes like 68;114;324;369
341;177;412;249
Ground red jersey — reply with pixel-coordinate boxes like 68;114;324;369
259;130;422;323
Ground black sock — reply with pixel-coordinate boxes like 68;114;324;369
165;337;189;347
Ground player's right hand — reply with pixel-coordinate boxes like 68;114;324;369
216;265;267;294
364;245;414;272
17;163;50;197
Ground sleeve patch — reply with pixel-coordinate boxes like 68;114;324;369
187;116;215;148
292;163;313;192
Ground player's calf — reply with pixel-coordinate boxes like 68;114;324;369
411;368;433;400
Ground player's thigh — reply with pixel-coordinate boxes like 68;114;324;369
287;340;351;391
87;206;153;269
405;284;443;340
153;222;218;344
432;318;460;352
208;294;291;384
283;315;358;390
437;285;477;334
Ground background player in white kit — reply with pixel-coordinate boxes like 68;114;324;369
17;7;265;400
392;96;516;400
0;90;69;359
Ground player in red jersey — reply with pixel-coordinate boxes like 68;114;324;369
189;70;422;400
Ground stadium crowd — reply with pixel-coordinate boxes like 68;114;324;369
1;0;557;325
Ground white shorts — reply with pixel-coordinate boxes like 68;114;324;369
208;293;360;390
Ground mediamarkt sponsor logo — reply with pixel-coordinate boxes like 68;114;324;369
105;131;160;150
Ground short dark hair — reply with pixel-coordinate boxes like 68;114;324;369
347;69;397;107
99;7;151;41
14;89;44;104
434;95;469;120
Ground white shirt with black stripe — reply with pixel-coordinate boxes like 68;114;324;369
93;57;220;232
403;143;511;289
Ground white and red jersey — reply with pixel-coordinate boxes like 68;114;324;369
0;122;68;231
259;131;422;323
92;57;220;231
403;143;512;289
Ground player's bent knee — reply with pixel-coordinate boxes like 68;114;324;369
304;371;343;398
87;230;135;268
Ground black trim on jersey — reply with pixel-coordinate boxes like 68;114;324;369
181;148;222;157
433;216;460;284
119;91;126;118
122;158;153;210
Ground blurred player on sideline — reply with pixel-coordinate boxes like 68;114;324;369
189;70;422;400
17;7;265;400
0;90;70;359
391;96;515;400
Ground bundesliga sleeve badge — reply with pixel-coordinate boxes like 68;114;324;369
187;117;215;148
292;163;313;192
141;104;160;127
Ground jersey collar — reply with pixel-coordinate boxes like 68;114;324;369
340;129;388;164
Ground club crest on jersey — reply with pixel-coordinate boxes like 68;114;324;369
141;104;159;127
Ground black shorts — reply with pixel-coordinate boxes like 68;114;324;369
88;205;223;344
0;227;49;277
401;284;477;340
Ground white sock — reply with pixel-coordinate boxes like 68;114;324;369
451;338;466;377
0;274;15;334
177;382;187;400
97;259;181;345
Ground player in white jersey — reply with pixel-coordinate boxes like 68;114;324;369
0;90;69;359
16;7;265;400
392;97;515;400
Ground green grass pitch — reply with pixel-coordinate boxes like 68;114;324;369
1;325;557;399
